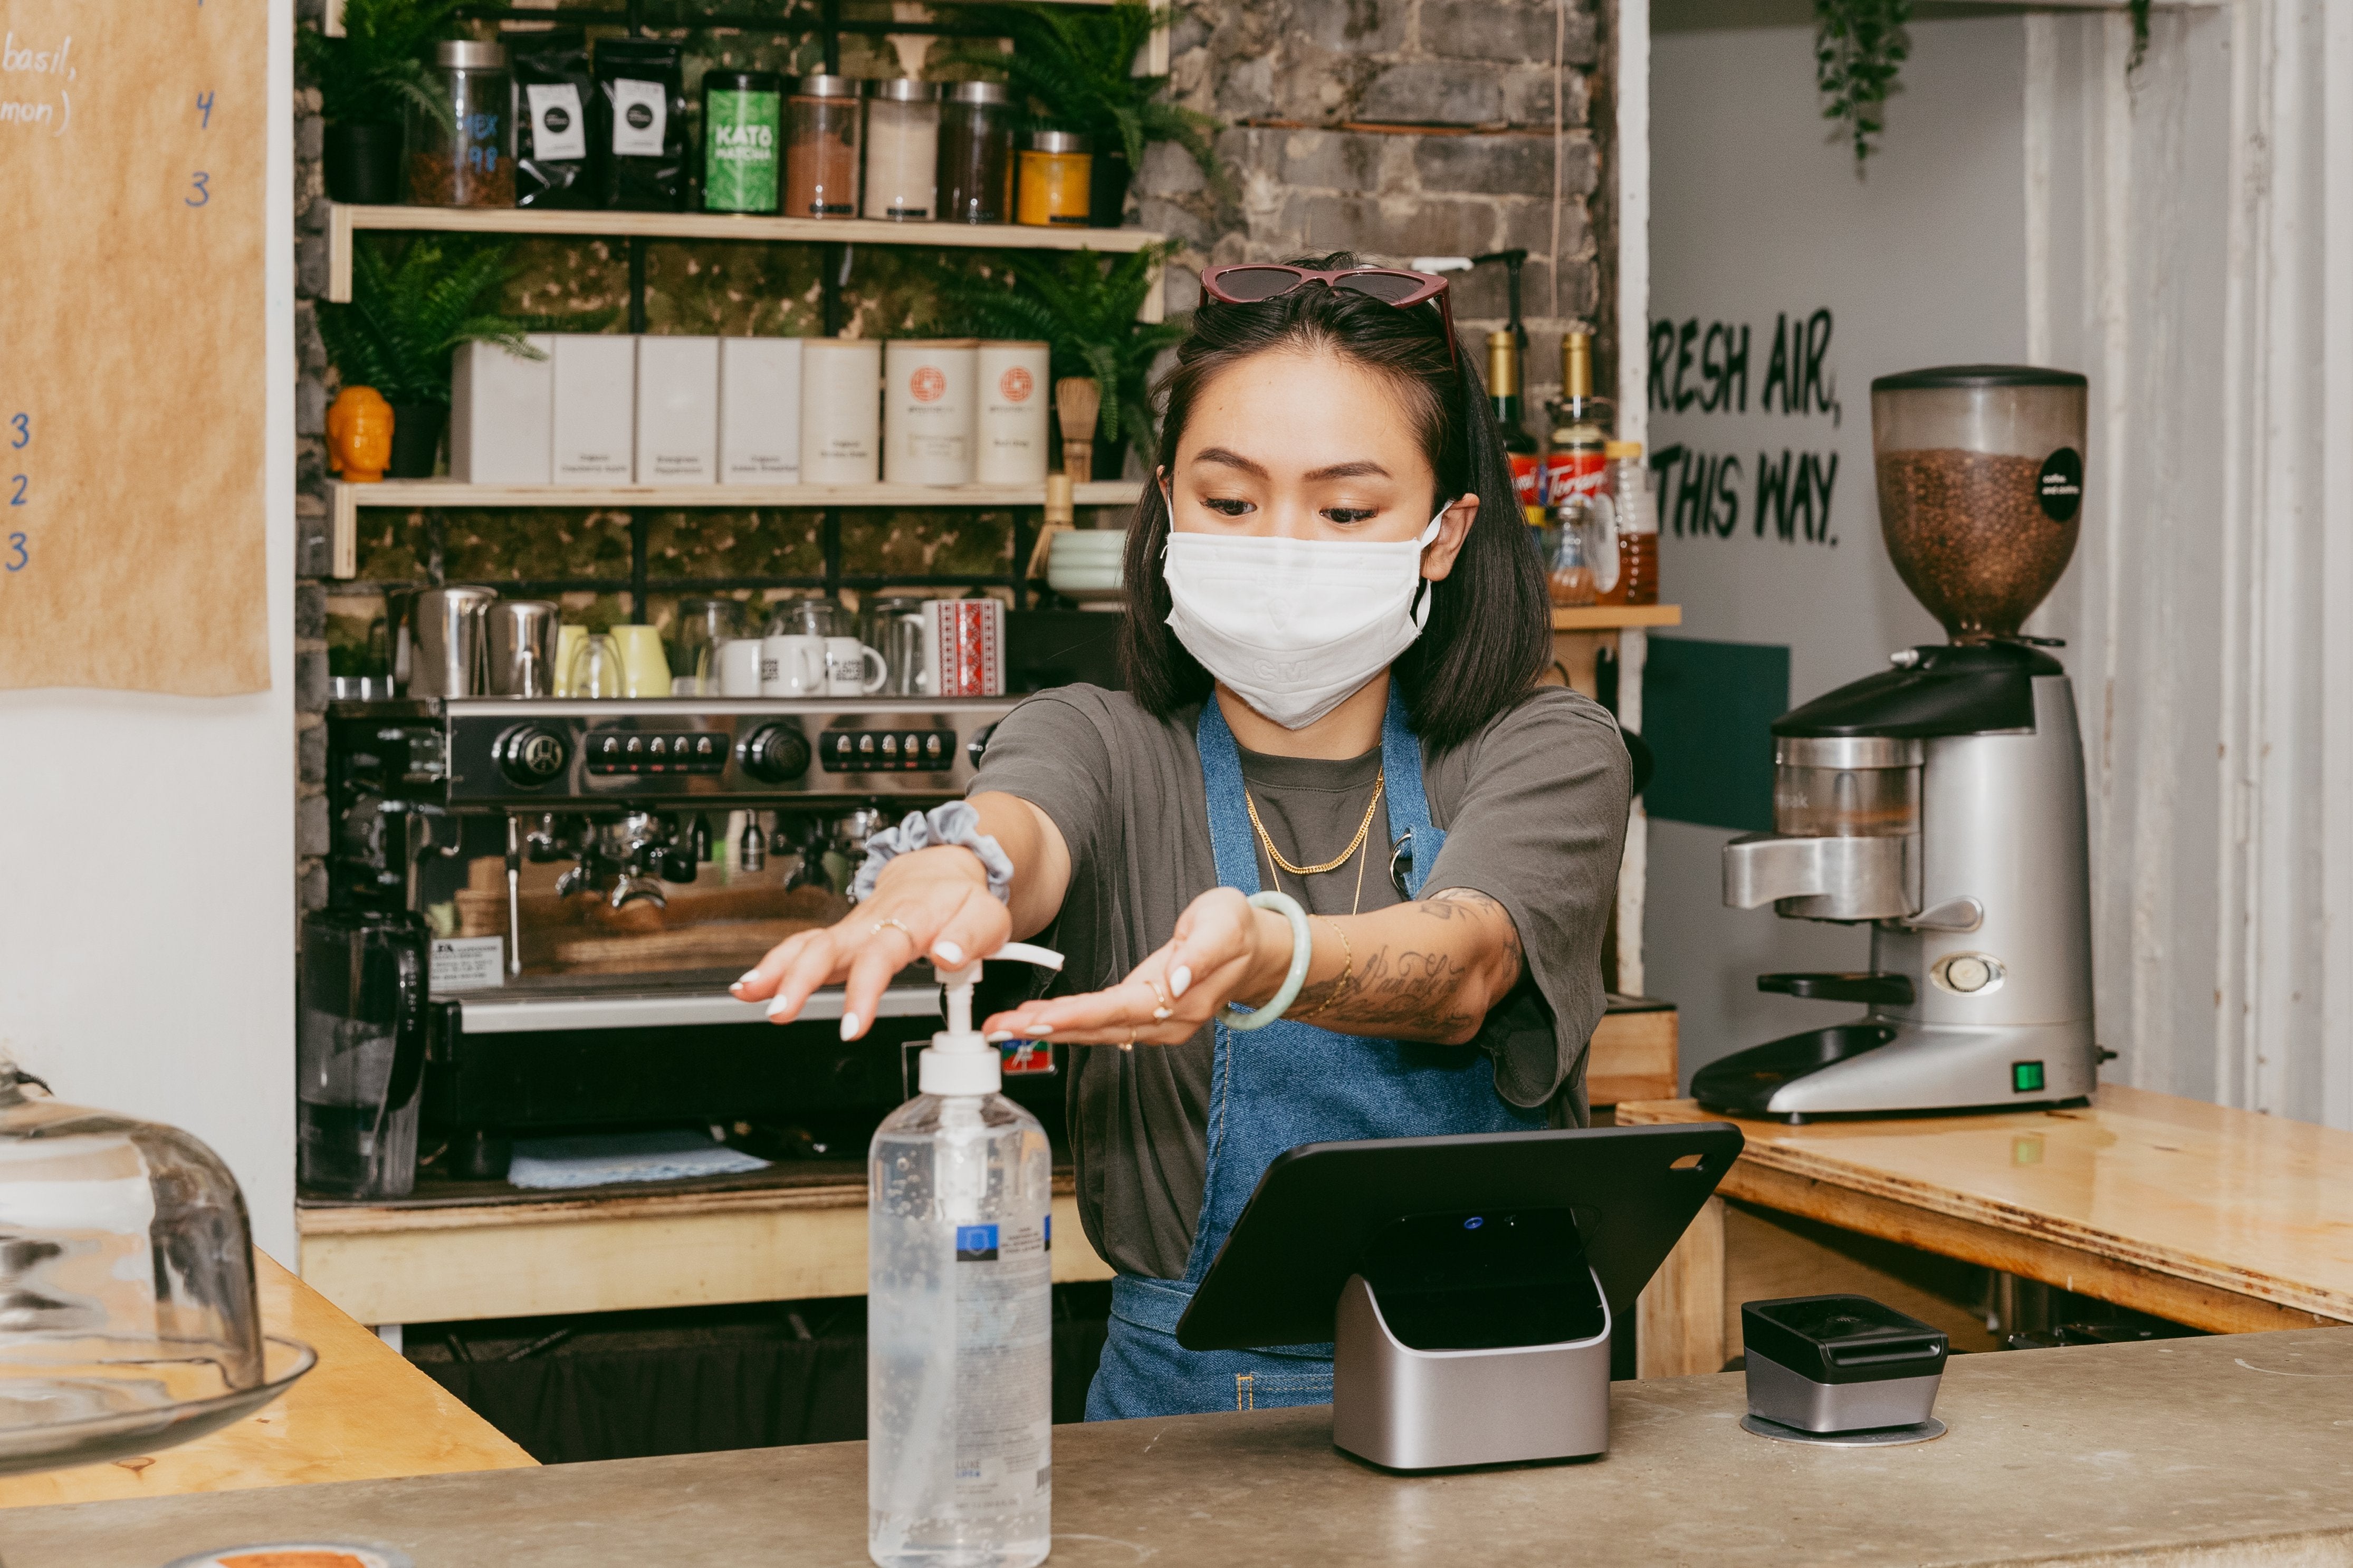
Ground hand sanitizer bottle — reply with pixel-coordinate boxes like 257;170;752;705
868;942;1061;1568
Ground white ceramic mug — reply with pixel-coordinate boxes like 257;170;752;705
762;633;827;697
824;637;889;696
715;638;764;697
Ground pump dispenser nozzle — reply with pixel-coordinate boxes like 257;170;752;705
922;941;1065;1095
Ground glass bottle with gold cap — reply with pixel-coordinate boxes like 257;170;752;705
1485;330;1541;523
1542;331;1615;605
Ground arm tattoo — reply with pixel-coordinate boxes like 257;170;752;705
1292;889;1524;1044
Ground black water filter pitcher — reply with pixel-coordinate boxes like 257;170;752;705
298;907;428;1198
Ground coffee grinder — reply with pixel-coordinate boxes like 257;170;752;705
1696;365;2096;1119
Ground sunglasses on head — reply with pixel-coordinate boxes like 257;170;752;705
1198;264;1459;366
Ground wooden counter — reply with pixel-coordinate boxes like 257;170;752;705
14;1325;2353;1565
1619;1084;2353;1359
0;1251;531;1510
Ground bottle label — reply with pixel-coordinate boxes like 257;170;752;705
610;78;668;157
953;1214;1051;1512
704;89;780;210
526;84;587;161
1541;451;1608;507
1509;453;1541;516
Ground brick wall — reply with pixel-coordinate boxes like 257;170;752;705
1139;0;1612;413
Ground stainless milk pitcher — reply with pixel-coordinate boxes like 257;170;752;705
411;585;499;697
486;599;560;698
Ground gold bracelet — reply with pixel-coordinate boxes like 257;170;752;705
1290;917;1354;1021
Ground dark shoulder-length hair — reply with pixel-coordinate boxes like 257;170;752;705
1117;252;1553;752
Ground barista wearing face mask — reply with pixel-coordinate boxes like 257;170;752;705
736;253;1632;1420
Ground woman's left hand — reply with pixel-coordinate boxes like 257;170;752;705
983;886;1290;1046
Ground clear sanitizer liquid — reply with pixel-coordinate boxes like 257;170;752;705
868;946;1059;1568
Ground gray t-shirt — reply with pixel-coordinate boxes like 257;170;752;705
970;683;1631;1278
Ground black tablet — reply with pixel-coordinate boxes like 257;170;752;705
1175;1123;1743;1352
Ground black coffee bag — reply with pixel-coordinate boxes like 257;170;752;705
593;37;688;211
513;29;597;208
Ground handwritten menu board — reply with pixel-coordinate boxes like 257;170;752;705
0;0;268;694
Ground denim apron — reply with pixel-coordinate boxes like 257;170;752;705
1083;688;1543;1420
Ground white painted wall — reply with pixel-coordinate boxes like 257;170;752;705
0;0;295;1256
1647;11;2032;1081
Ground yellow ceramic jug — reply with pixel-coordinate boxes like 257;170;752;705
326;386;395;483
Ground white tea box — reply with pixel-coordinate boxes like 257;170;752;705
635;335;720;484
551;334;637;483
800;338;882;485
718;336;802;485
451;336;554;484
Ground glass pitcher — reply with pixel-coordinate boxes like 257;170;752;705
296;907;429;1200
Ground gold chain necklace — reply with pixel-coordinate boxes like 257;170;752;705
1245;773;1385;877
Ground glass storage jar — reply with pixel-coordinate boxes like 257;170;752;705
862;79;939;221
787;74;863;218
409;40;513;207
938;81;1013;224
1016;129;1092;226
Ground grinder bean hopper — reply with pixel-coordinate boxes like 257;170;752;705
1700;366;2098;1118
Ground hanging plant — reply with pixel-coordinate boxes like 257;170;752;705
1814;0;1912;166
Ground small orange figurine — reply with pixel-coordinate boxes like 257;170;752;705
326;386;394;483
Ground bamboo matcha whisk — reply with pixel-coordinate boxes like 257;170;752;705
1055;377;1102;483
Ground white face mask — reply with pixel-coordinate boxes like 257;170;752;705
1162;507;1446;730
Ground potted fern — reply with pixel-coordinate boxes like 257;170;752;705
946;1;1220;227
318;236;540;477
941;243;1185;478
299;0;461;203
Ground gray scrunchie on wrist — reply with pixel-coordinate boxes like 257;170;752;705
849;799;1016;904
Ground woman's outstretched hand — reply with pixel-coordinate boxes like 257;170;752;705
982;887;1293;1046
732;844;1011;1040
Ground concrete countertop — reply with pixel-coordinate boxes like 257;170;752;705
12;1326;2353;1566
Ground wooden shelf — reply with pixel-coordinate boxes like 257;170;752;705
1551;603;1682;631
326;204;1169;314
327;478;1141;580
325;0;1127;37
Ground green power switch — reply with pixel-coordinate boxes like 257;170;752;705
2012;1060;2046;1094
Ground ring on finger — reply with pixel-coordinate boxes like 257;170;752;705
869;916;915;945
1144;977;1172;1021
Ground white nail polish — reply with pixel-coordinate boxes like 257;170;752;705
840;1012;862;1040
934;940;964;965
1170;966;1192;998
764;994;794;1018
985;1031;1015;1043
1027;1023;1053;1035
734;970;761;989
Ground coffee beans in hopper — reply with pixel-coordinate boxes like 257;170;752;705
1876;448;2080;639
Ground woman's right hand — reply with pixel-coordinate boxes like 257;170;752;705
730;844;1012;1040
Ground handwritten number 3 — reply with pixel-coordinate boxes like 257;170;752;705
186;172;209;207
8;415;25;451
4;535;23;573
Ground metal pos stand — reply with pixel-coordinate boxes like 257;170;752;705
1176;1124;1742;1470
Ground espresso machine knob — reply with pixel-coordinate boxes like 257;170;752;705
738;724;811;784
494;724;571;787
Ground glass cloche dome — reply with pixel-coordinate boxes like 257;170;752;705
0;1060;312;1474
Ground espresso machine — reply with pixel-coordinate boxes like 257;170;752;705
317;686;1023;1185
1697;366;2098;1119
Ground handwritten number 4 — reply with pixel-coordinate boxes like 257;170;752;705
196;91;214;130
186;171;209;207
8;415;25;451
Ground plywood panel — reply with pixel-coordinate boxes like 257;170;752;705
0;0;268;692
301;1187;1113;1326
